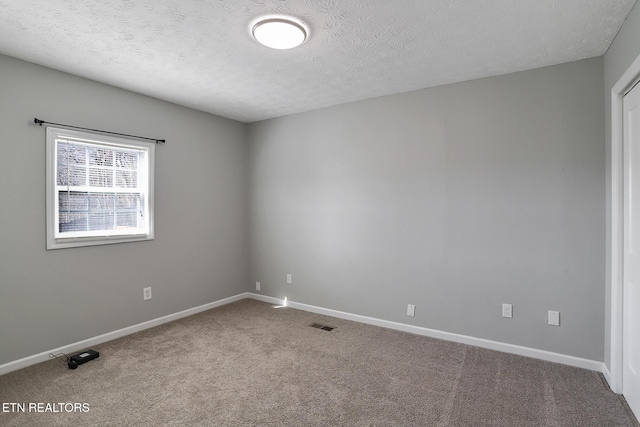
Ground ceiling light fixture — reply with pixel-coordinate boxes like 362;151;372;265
252;18;307;50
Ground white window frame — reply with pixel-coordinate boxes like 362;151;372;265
46;126;155;250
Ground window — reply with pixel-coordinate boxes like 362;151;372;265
46;127;155;249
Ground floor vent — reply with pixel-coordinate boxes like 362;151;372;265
309;323;335;331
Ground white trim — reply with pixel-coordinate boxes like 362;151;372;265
609;53;640;394
0;293;248;376
248;293;286;305
0;292;605;377
45;126;155;250
603;364;614;389
245;294;604;373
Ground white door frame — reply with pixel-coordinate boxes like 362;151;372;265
610;53;640;394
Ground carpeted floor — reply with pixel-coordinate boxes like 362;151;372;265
0;299;637;426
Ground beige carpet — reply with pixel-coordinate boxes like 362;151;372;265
0;299;637;426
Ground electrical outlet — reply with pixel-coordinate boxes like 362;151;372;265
548;310;560;326
256;281;261;291
286;274;292;284
143;287;152;301
407;304;415;317
502;303;513;318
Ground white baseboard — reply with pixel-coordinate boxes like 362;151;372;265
0;293;248;376
246;293;605;374
0;292;606;377
247;293;286;305
602;364;614;389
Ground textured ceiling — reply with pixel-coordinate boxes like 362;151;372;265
0;0;636;123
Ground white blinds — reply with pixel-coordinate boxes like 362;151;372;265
55;138;149;237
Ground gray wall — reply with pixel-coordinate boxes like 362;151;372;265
0;49;610;366
0;54;248;365
603;1;640;370
248;58;605;361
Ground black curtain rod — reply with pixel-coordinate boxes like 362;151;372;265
34;118;165;144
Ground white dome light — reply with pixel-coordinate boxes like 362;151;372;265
252;18;307;50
